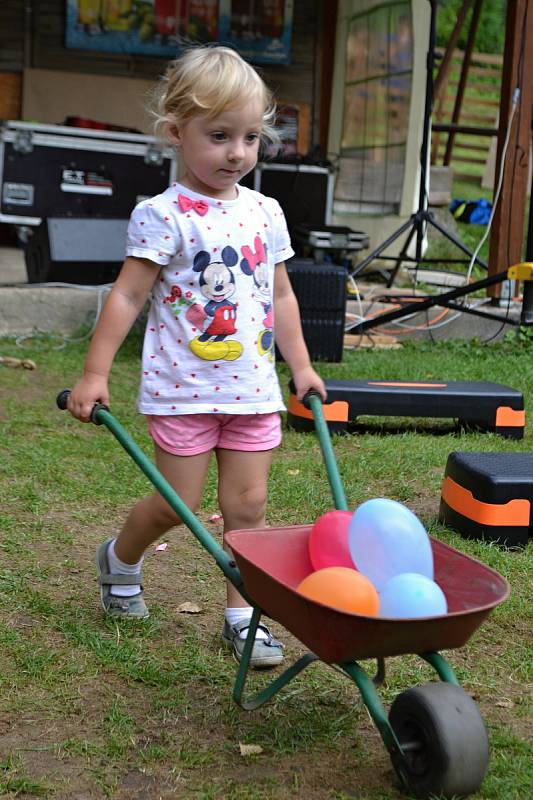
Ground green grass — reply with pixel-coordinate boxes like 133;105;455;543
0;332;532;798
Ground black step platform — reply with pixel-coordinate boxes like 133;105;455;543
439;451;533;546
287;379;525;439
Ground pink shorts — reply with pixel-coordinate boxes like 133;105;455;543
147;412;282;456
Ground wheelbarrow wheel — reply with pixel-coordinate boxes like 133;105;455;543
388;682;489;799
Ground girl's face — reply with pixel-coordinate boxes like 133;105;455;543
172;99;264;200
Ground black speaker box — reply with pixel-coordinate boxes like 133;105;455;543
24;218;128;284
285;259;347;362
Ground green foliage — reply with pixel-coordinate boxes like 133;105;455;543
436;0;507;55
512;325;533;345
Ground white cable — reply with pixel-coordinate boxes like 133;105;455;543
56;286;110;348
345;274;367;346
14;284;112;349
346;274;365;322
390;311;463;331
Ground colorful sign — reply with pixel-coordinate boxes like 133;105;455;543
65;0;293;64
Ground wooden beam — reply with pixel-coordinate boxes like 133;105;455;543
318;0;338;154
432;2;476;164
488;0;533;296
433;0;474;100
433;123;498;136
443;0;483;165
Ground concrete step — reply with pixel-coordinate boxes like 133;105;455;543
0;246;521;340
0;246;111;336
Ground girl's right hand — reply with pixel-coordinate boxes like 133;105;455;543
67;373;109;423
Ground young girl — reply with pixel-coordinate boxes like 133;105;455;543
67;45;326;669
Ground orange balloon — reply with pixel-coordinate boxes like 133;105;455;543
297;567;380;616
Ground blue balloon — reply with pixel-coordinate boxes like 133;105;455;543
348;498;433;591
379;573;448;618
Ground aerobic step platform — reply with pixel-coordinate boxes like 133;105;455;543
440;452;533;546
287;379;525;439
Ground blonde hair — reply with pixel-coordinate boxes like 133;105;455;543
153;46;279;148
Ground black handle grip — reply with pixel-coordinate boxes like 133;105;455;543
56;389;109;425
301;389;323;410
56;389;70;411
288;380;323;410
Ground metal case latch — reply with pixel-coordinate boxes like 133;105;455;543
144;145;163;167
14;129;34;154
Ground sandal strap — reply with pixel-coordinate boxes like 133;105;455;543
98;572;144;587
233;619;284;648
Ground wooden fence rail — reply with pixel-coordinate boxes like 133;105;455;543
432;49;503;184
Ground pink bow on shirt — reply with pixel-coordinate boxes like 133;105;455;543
241;236;266;270
178;193;209;216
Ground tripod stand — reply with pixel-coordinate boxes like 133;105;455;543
351;0;487;287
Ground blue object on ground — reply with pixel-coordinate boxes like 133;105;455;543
450;198;492;225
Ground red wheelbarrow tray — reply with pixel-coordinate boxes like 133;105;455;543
225;524;510;665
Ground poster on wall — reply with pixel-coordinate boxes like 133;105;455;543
220;0;293;64
65;1;293;64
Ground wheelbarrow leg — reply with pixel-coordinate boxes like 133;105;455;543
338;660;410;791
421;651;460;685
232;606;320;711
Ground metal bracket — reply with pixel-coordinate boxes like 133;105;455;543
144;145;163;166
13;129;34;154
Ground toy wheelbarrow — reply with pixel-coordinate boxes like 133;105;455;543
57;389;510;799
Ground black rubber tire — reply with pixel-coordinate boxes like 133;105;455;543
388;682;490;799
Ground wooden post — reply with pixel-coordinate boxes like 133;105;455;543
488;0;533;298
318;0;338;154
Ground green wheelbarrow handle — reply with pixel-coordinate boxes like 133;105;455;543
301;390;349;512
56;390;247;596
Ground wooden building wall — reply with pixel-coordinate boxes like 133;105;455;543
0;0;324;147
0;0;25;72
0;0;26;119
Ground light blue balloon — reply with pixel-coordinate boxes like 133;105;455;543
379;573;448;618
348;498;433;591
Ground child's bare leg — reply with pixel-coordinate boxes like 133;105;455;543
216;448;283;668
114;445;212;564
216;448;273;607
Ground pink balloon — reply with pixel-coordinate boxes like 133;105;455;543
308;511;356;571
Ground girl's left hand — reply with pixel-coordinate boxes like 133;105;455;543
292;365;327;403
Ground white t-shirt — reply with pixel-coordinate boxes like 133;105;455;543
126;182;294;415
